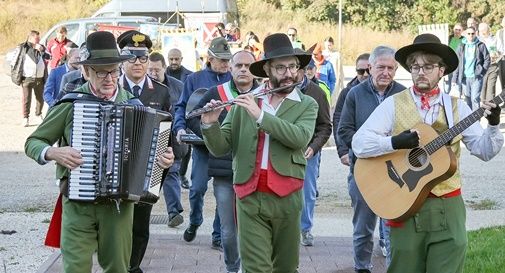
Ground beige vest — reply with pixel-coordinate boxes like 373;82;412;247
392;90;462;196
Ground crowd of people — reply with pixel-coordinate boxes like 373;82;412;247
17;15;505;273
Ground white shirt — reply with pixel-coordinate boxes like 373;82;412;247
255;85;302;169
352;88;503;161
125;76;146;96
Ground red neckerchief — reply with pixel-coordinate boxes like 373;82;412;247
413;86;440;110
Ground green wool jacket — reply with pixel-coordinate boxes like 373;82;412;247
25;83;135;179
202;88;318;184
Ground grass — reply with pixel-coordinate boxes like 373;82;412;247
22;207;42;213
465;226;505;272
466;198;499;210
0;0;98;53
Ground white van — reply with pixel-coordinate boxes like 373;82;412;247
39;16;158;47
92;0;239;26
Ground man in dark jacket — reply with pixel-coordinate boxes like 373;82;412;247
186;50;258;273
147;52;188;228
452;26;490;110
174;37;232;249
337;46;406;273
116;30;172;273
333;53;370;166
165;48;193;189
295;59;332;247
166;48;193;83
11;30;49;127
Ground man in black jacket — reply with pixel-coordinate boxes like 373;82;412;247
117;30;172;273
166;48;193;83
147;52;188;228
11;30;49;127
186;50;258;273
332;53;370;166
294;54;332;247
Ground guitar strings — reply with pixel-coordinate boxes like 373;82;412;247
407;103;439;162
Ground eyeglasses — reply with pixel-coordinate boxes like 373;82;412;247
356;68;369;75
272;64;300;75
127;56;149;63
89;67;120;79
410;64;439;74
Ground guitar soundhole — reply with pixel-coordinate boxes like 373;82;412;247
408;148;428;168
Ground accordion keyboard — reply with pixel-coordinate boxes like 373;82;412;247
68;102;102;201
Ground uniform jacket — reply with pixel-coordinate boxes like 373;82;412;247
202;87;318;184
121;75;188;159
121;75;171;112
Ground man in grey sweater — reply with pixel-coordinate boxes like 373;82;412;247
337;46;406;273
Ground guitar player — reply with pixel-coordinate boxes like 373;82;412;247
352;34;504;273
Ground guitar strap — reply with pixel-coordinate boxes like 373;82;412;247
441;92;454;144
441;92;454;128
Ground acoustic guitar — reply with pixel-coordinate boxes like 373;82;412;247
354;94;504;221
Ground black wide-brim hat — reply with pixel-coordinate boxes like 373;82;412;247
395;33;458;75
249;33;312;78
76;31;134;66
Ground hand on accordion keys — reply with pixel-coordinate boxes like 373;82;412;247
45;146;84;169
156;147;174;169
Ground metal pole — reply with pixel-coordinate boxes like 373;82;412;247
338;0;342;52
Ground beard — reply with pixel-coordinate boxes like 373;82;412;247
415;77;434;91
269;75;296;94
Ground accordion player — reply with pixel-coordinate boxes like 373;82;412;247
68;100;172;204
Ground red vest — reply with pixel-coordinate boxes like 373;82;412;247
234;99;303;199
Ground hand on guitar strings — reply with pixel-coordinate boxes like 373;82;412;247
156;147;174;169
391;129;420;150
482;101;501;126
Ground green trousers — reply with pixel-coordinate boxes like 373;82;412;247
237;190;303;273
387;195;467;273
61;197;134;273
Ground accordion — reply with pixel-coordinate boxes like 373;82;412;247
68;100;172;204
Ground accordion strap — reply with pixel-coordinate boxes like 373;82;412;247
54;92;105;107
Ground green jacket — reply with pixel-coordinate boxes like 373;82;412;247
25;83;134;179
202;88;318;184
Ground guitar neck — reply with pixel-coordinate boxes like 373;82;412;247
425;93;505;154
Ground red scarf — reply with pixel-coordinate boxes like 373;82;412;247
413;86;440;110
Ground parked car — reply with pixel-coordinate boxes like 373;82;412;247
4;16;157;75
